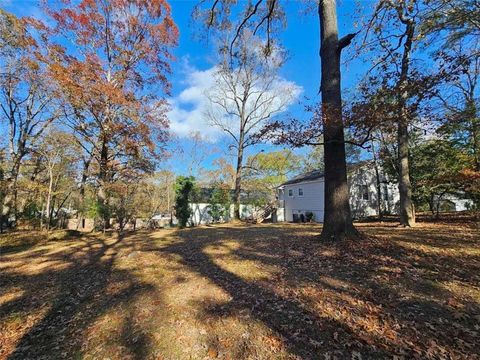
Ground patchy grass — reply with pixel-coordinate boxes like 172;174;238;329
0;219;479;359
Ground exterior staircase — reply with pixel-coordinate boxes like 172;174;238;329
250;201;277;223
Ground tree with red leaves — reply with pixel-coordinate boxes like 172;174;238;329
43;0;178;229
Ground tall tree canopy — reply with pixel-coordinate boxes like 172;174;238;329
205;31;298;219
43;0;178;228
195;0;359;240
0;9;59;225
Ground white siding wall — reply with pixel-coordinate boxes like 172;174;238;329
278;164;400;223
274;207;285;222
385;182;400;214
279;180;325;222
189;203;259;226
433;194;474;211
348;166;400;218
348;167;379;218
453;199;473;211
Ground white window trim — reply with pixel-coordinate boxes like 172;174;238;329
288;189;293;197
298;188;304;197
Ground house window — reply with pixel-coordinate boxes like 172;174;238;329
360;185;369;200
288;189;293;197
298;188;304;196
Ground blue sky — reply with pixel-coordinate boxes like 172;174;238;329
3;0;374;176
164;0;373;175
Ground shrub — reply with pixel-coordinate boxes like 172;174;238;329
305;211;314;222
207;186;231;223
175;176;195;228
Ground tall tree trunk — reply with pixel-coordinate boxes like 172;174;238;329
467;100;480;208
467;99;480;172
398;120;415;226
1;159;21;227
45;166;54;234
429;193;435;216
49;196;57;227
318;0;358;241
371;142;383;220
79;157;90;203
0;160;4;233
1;180;15;226
397;18;415;227
98;138;110;229
77;156;91;229
233;139;244;220
40;201;45;230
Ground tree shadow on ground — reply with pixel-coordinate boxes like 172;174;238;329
2;223;478;359
157;223;480;359
0;233;156;360
158;226;354;359
0;229;85;255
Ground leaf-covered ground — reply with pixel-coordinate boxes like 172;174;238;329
1;218;479;359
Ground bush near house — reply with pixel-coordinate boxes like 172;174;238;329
207;186;231;223
175;176;196;228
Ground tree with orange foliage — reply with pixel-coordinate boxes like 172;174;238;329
43;0;178;228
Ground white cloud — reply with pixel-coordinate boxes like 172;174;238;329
168;60;302;142
167;65;221;141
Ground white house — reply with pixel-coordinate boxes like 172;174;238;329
277;161;400;222
431;193;474;212
188;188;273;225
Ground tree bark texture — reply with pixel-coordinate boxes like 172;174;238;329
318;0;358;241
397;17;416;227
233;132;245;220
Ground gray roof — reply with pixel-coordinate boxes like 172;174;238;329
279;160;379;187
280;170;324;186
